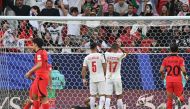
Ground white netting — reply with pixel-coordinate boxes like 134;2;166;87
0;16;190;109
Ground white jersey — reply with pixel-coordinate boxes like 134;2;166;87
3;29;17;47
83;53;106;83
47;26;63;45
105;52;126;79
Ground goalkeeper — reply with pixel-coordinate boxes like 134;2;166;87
48;65;66;109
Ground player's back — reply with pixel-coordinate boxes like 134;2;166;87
84;53;105;83
163;55;184;83
34;49;49;78
105;52;126;79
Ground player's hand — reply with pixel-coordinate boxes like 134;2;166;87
25;72;30;78
82;79;88;87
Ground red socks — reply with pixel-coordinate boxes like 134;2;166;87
41;103;50;109
32;100;40;109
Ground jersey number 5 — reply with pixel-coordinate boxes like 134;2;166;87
166;65;180;76
109;62;118;73
92;61;96;72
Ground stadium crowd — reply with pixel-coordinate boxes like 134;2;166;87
0;0;190;53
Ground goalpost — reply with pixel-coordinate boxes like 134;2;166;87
0;16;190;109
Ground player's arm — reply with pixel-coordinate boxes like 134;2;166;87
159;58;166;80
159;66;165;80
25;62;42;78
180;59;189;80
28;76;35;81
48;71;52;89
120;46;128;57
81;66;88;86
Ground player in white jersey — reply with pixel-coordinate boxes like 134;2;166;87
104;43;127;109
81;42;107;109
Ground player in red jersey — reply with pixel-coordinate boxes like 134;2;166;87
160;43;189;109
24;64;52;109
25;38;50;109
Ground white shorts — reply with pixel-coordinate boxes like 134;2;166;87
90;81;106;95
105;79;122;95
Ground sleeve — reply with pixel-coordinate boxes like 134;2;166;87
83;57;88;66
180;58;185;67
36;52;43;63
161;58;166;67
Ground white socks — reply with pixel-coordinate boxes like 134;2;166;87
117;99;123;109
105;98;111;109
98;96;105;109
90;97;96;109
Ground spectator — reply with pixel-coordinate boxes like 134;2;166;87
17;20;33;47
55;0;69;16
124;4;138;16
47;23;63;46
95;0;108;13
114;0;128;15
140;4;154;16
82;0;94;13
181;25;190;46
40;0;60;16
159;5;169;16
177;3;189;16
104;4;120;16
29;6;40;31
7;0;30;16
166;0;183;16
82;7;92;16
43;32;56;53
64;0;84;13
137;0;157;15
0;21;19;51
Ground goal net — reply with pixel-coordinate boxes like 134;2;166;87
0;16;190;109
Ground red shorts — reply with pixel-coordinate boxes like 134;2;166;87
166;82;183;97
29;81;35;99
32;76;49;97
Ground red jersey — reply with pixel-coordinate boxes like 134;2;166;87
161;55;185;83
34;49;49;78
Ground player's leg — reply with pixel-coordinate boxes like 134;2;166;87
105;79;113;109
32;78;40;109
115;79;123;109
90;82;97;109
173;82;184;107
38;77;50;109
166;82;173;109
23;83;34;109
97;81;106;109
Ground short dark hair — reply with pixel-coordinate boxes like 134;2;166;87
111;43;119;50
46;0;53;4
90;42;97;50
70;7;79;13
31;6;40;15
32;37;44;48
170;43;178;52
